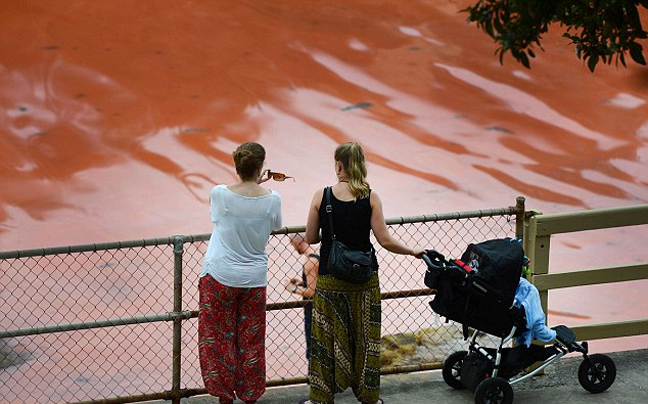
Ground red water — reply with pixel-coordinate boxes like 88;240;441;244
1;0;647;383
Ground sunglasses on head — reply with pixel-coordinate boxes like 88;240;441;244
267;171;295;182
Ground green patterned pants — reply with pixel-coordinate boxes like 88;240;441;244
308;273;381;404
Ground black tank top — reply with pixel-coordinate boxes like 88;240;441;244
317;187;376;276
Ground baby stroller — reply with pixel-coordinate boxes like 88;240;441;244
422;238;616;404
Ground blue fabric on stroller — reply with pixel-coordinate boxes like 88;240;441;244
514;277;557;347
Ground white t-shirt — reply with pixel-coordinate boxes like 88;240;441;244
200;184;282;288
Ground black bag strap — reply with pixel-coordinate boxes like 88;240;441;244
325;186;336;241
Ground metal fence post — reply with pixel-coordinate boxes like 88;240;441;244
172;236;185;404
515;196;526;240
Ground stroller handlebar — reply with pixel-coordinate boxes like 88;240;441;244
422;249;474;277
422;249;446;271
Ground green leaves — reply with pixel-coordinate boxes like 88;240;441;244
463;0;647;71
629;42;646;65
588;54;600;72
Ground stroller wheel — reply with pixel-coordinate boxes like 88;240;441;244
578;354;616;393
474;377;513;404
442;351;468;389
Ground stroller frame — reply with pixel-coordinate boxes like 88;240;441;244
422;239;617;404
462;321;574;386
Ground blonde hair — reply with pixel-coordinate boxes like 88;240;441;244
232;142;265;181
335;142;370;199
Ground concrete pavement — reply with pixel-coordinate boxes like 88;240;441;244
168;348;648;404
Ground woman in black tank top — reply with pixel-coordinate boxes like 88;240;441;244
302;142;425;404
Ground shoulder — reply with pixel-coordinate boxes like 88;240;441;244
306;187;325;212
211;184;226;197
267;190;282;208
369;189;382;206
312;187;326;201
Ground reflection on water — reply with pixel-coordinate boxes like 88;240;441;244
1;1;646;251
1;0;647;401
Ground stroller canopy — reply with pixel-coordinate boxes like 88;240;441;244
461;238;525;305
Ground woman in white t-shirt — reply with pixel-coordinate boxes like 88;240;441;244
198;142;282;404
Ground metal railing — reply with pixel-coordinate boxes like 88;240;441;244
1;199;524;404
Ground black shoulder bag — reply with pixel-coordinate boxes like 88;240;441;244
325;186;374;284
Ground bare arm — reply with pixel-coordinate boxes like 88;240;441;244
370;191;425;257
300;257;319;298
284;256;319;298
305;188;324;244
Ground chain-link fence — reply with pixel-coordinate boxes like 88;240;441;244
0;202;522;404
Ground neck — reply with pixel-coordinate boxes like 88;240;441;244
237;179;260;188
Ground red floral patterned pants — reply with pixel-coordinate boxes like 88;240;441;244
198;275;266;402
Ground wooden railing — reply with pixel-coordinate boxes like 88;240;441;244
523;204;648;341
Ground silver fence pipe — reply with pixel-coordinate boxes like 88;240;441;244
0;209;519;260
0;237;177;259
383;206;519;225
172;236;185;404
0;312;192;338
